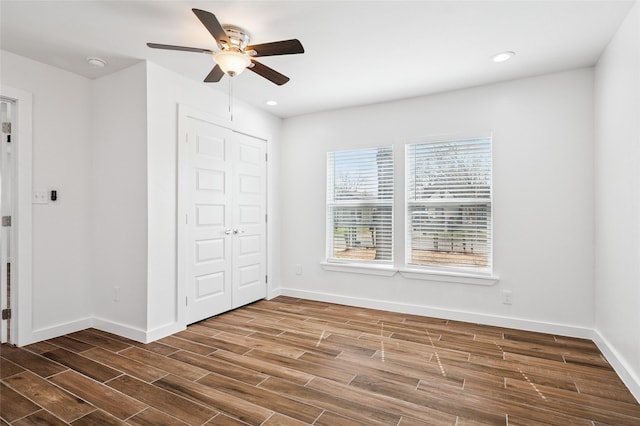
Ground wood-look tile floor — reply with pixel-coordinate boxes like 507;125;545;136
1;296;639;425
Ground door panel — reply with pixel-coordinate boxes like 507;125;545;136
231;134;267;308
195;272;225;298
186;119;233;324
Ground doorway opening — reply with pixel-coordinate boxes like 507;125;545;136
1;98;15;344
0;85;33;347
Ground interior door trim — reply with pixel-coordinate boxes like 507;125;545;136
0;86;33;346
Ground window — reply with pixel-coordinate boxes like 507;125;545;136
406;137;492;272
326;146;394;263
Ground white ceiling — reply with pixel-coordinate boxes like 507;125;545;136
0;1;633;118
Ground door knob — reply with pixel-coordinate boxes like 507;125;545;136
224;229;233;235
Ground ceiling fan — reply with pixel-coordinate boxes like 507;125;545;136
147;8;304;86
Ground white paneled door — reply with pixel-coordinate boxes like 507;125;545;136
232;133;268;308
183;114;266;325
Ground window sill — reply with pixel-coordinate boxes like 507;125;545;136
399;268;499;286
320;261;398;277
320;262;498;285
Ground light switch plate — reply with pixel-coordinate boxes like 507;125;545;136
33;190;48;204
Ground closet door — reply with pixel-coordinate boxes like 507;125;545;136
231;133;267;308
185;117;233;324
182;112;267;325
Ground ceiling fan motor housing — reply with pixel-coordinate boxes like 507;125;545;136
222;25;251;51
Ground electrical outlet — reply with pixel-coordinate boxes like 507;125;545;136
295;264;302;275
32;190;48;204
501;290;513;305
113;286;120;302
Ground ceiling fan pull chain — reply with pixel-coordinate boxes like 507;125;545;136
228;75;234;120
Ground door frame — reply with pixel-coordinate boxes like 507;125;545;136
0;86;33;346
176;104;270;328
0;97;14;344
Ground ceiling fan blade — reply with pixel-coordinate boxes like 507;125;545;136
204;65;225;83
249;60;290;86
247;39;304;57
192;9;230;47
147;43;213;54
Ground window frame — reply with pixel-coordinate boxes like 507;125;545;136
325;146;394;266
321;136;499;285
404;135;494;276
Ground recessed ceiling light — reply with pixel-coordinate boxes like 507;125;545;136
492;51;515;63
265;100;278;106
86;56;107;68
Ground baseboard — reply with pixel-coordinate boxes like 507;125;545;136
145;322;185;343
267;287;283;300
278;288;594;339
592;329;640;403
26;317;93;345
23;317;184;346
91;317;148;343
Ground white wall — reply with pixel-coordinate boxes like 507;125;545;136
91;62;149;337
279;68;595;335
594;0;640;400
91;61;283;340
0;50;93;341
0;52;282;344
145;62;282;337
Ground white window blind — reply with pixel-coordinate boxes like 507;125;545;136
327;146;394;263
406;137;492;271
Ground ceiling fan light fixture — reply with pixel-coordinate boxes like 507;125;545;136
148;9;303;85
214;50;251;76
